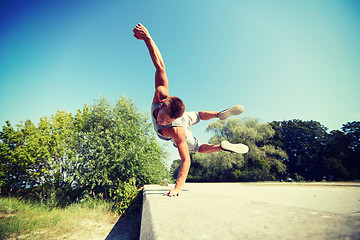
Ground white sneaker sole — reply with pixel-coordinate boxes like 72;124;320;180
218;105;245;120
221;141;249;154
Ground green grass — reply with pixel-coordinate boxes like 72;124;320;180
0;197;120;240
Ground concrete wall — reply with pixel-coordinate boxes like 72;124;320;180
140;182;360;240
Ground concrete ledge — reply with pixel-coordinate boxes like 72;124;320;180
140;183;360;240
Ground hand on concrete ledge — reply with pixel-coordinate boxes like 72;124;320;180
164;187;182;197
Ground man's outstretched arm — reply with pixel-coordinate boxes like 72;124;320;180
161;126;191;197
133;23;169;103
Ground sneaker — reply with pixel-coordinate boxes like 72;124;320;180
218;105;245;120
220;141;249;154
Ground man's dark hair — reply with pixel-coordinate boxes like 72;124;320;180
163;96;185;119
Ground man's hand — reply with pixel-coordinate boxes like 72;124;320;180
164;187;182;197
133;23;150;40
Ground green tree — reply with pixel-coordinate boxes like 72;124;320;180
0;119;53;192
325;130;350;180
46;111;76;187
70;96;169;199
340;121;360;179
186;118;287;182
270;120;329;181
0;121;28;192
1;95;170;213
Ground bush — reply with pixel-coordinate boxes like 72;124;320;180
1;95;170;216
111;180;141;214
70;96;169;200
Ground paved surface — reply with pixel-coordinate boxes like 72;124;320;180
140;182;360;240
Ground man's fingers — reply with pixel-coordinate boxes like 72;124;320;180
134;23;143;30
133;25;141;33
133;27;144;35
164;190;173;197
134;23;147;33
163;189;181;197
168;191;180;197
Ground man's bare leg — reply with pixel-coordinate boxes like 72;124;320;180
199;111;219;121
199;142;249;154
198;144;222;153
197;106;248;154
199;105;245;121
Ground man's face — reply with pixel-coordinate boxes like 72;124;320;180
157;106;176;125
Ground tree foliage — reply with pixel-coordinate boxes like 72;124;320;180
326;121;360;180
171;119;360;182
70;96;168;199
173;118;288;182
269;120;329;181
0;96;169;212
270;120;359;181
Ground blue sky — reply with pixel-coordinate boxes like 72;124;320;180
1;0;359;162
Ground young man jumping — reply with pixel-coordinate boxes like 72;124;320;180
133;23;249;197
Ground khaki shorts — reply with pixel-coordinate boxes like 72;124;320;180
171;111;201;152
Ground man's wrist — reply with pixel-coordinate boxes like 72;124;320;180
144;36;152;42
174;182;183;190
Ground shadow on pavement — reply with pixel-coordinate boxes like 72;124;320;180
106;190;143;240
105;208;141;240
